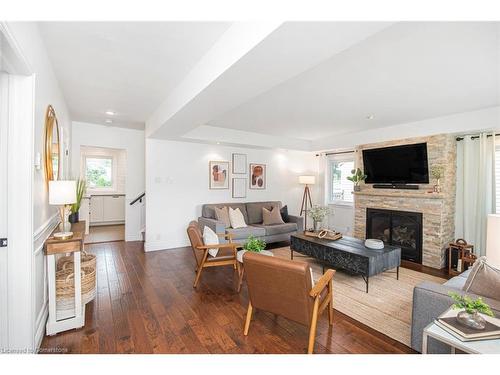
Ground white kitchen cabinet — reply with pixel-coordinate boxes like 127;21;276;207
89;194;125;225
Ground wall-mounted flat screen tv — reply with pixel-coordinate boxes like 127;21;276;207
362;143;429;184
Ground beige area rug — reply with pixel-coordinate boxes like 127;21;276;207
272;247;446;347
85;224;125;244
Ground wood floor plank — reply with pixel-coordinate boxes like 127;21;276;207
40;241;416;354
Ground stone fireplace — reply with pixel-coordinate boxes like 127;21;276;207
354;134;456;269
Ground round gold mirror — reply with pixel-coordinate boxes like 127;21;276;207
44;105;61;183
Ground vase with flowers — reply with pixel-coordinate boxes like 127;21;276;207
308;205;330;232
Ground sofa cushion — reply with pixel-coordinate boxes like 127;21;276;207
229;207;247;229
280;205;289;222
202;203;249;223
262;206;284;225
463;256;500;300
246;201;282;224
214;206;231;228
254;222;297;236
226;225;266;240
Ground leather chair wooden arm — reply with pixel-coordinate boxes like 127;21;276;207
242;252;335;354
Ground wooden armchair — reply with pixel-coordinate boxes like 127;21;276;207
242;251;335;354
187;221;239;288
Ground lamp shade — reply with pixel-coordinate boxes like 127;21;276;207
299;175;316;185
486;214;500;268
49;180;77;205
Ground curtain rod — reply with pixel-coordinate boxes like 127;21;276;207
316;150;356;156
456;133;500;141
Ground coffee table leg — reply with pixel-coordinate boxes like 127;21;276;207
366;276;369;293
396;266;399;280
291;249;294;260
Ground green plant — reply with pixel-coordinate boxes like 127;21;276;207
449;292;494;316
347;168;367;186
430;165;444;180
243;236;266;252
308;205;330;223
71;178;87;214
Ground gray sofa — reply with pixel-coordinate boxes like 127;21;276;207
411;269;500;353
198;201;303;243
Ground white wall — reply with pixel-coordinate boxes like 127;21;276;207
4;22;72;350
72;122;145;241
145;139;318;251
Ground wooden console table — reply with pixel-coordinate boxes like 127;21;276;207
45;221;86;335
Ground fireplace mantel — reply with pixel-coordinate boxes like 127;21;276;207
354;190;445;200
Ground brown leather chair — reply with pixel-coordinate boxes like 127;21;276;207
242;251;335;354
187;221;239;288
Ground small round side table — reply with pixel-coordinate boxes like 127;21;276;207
236;249;274;292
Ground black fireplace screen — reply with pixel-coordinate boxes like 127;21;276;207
366;208;423;263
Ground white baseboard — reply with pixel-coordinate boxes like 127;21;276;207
34;301;48;351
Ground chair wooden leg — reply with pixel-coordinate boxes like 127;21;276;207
193;251;209;288
307;297;320;354
328;279;334;326
237;266;245;293
243;302;253;336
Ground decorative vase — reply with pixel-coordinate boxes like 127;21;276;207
68;212;79;224
313;220;320;232
456;310;486;330
354;185;361;192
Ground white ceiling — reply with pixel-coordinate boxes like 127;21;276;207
39;21;499;148
39;22;231;129
209;22;500;141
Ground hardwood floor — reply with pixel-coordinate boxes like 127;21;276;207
40;241;415;354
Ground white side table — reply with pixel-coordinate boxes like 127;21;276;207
422;321;500;354
236;250;274;292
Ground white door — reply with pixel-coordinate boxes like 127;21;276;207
0;72;9;349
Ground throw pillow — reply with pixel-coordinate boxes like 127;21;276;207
229;207;247;229
202;226;220;258
215;206;231;228
262;206;285;225
463;256;500;300
280;205;290;222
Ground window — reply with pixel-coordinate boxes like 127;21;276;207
329;156;355;204
85;157;113;189
496;147;500;213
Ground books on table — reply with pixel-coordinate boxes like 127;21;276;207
436;308;500;342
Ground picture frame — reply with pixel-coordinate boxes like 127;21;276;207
232;178;247;198
209;161;230;189
232;153;247;174
249;163;266;190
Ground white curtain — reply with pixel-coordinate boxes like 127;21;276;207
455;133;496;256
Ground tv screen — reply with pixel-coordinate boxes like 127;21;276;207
362;143;429;184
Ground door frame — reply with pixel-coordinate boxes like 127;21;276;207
0;23;35;351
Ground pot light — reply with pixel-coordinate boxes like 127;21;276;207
105;119;113;124
105;110;115;116
366;114;374;120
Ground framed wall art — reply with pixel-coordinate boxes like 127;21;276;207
249;163;266;190
209;161;229;189
232;178;247;198
232;153;247;174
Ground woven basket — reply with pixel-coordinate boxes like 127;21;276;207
57;249;96;271
56;266;96;299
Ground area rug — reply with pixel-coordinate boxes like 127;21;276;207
272;247;446;347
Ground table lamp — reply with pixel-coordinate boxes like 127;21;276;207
49;180;77;240
299;175;315;230
486;214;500;268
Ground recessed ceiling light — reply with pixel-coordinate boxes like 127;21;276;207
105;110;115;116
366;114;374;120
105;119;112;124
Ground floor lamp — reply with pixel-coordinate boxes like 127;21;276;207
299;175;315;231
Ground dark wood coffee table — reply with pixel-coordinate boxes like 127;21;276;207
290;233;401;293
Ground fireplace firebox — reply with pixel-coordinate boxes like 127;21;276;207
366;208;423;264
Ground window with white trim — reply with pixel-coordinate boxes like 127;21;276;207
496;146;500;213
85;156;114;190
328;154;355;204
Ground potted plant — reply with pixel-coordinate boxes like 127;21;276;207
243;236;266;253
430;165;444;193
347;168;367;192
69;178;86;223
308;205;330;232
449;292;494;330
